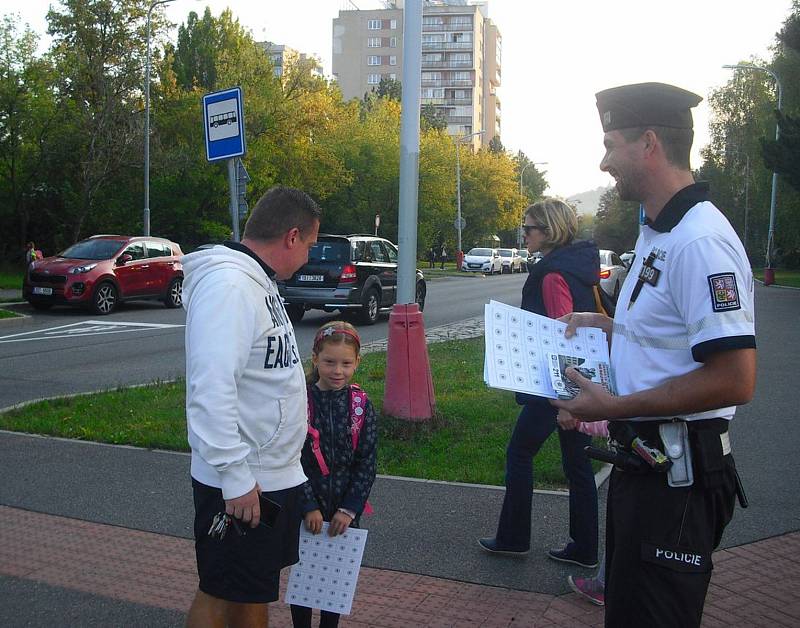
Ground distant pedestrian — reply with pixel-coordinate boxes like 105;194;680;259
428;246;436;269
439;244;447;270
291;320;377;628
25;242;42;265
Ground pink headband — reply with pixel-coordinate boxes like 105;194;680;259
313;327;361;352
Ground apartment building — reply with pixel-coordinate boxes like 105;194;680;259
332;0;501;148
258;42;323;80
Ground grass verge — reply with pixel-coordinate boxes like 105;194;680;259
0;309;20;319
753;269;800;288
0;267;24;290
0;337;591;489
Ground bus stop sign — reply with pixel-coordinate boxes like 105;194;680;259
203;87;246;162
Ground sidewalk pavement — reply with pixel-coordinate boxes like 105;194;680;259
2;504;798;627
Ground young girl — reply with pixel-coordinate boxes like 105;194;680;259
291;320;378;628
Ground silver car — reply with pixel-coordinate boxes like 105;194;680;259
498;248;525;273
599;249;628;300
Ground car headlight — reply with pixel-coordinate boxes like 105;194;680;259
70;263;98;274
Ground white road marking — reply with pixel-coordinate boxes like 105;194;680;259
0;320;184;344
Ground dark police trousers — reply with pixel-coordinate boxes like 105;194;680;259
604;435;738;628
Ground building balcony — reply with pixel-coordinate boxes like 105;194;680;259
421;79;474;88
421;60;473;69
422;41;473;51
491;69;501;87
422;22;474;32
447;115;474;125
445;97;472;106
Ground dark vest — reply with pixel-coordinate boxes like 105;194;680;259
521;241;599;316
516;240;599;407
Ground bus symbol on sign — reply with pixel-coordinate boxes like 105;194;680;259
207;97;241;142
209;111;237;128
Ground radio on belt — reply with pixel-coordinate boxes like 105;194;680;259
659;421;694;487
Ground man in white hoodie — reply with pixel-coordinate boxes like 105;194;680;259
182;186;321;628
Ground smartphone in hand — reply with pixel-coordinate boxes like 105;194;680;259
259;493;282;528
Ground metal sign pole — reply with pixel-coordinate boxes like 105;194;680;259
227;159;240;242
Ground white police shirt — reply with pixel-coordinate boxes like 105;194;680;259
611;183;755;422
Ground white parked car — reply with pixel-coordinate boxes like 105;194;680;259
527;251;543;267
498;248;525;273
462;247;502;275
620;250;636;269
599;249;629;300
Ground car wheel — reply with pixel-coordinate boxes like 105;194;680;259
415;281;426;312
285;303;305;323
163;277;183;308
92;282;118;315
359;288;380;325
30;302;52;311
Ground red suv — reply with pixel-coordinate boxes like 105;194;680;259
23;235;184;315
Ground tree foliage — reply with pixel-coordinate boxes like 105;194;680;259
592;188;639;253
699;2;800;267
0;2;546;263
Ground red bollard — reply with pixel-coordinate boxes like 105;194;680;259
764;267;775;286
383;303;436;421
456;250;464;271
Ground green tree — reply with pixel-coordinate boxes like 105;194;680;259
45;0;165;243
374;76;401;101
516;151;547;202
488;135;504;153
0;15;61;257
420;103;446;132
762;111;800;192
592;187;639;253
458;147;522;248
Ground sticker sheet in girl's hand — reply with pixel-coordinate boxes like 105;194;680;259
484;300;612;399
285;522;368;615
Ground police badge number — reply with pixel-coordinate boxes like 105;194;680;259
707;273;740;312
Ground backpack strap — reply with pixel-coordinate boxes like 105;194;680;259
349;384;368;451
348;385;374;516
306;387;330;477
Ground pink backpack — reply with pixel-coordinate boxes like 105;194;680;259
306;384;373;515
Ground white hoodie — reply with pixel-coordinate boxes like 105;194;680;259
182;245;307;499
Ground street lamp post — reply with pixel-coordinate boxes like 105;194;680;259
455;130;484;264
723;63;783;285
144;0;175;237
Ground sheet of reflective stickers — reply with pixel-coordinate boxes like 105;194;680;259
484;300;614;399
285;522;368;615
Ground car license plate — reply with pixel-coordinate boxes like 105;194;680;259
468;263;480;268
33;287;53;295
299;274;324;282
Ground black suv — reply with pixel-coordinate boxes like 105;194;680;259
278;234;426;325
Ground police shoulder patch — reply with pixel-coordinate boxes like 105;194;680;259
707;273;740;312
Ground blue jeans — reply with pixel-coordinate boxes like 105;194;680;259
495;400;598;560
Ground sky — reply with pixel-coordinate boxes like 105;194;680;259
7;0;795;201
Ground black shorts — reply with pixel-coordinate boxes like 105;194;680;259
192;478;303;604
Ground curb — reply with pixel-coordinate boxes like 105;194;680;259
0;310;29;328
754;277;800;291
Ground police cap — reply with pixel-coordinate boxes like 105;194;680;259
595;82;702;132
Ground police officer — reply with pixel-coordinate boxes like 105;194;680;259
553;83;756;627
